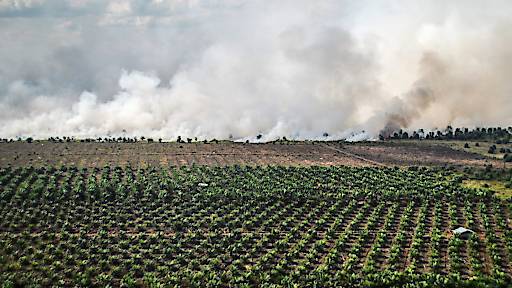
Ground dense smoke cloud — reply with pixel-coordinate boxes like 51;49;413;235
379;23;512;136
1;0;511;140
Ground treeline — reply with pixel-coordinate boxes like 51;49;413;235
0;136;221;144
0;135;317;144
381;126;512;142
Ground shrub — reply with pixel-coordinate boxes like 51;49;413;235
2;280;14;288
121;273;136;288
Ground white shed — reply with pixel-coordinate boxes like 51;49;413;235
452;227;474;239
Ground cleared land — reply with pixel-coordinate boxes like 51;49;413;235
392;139;512;160
337;141;503;168
0;141;504;168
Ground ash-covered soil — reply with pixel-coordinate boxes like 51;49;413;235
336;141;502;168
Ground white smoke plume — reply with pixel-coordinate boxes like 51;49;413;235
1;0;511;140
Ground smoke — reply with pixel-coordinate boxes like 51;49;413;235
378;12;512;136
379;53;439;137
1;1;512;140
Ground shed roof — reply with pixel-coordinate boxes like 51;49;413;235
452;227;474;234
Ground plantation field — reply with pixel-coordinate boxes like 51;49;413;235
0;142;369;168
0;141;502;168
1;165;511;287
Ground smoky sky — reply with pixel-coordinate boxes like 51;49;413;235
1;0;511;140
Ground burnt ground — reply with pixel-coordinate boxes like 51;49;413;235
337;141;504;168
0;140;504;168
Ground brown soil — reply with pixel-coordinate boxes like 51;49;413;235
335;141;503;168
0;140;503;168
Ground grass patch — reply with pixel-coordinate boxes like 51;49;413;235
462;179;512;199
442;140;511;159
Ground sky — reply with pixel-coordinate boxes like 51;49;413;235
1;0;511;140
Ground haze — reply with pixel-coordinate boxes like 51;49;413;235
1;0;511;140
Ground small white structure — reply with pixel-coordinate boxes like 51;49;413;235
452;227;474;239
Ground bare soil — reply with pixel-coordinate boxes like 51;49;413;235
336;141;503;168
0;140;504;168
